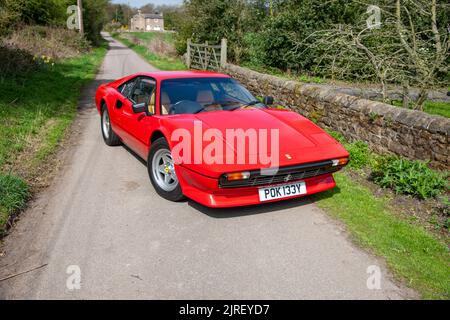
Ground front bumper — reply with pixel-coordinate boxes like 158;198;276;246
176;165;337;208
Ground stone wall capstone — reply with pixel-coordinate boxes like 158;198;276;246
223;63;449;170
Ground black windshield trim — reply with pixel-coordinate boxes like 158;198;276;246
159;77;257;116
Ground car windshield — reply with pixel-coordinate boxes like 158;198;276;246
160;77;266;115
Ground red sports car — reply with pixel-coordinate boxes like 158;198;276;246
95;71;349;208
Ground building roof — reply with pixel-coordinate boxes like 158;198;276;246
134;13;163;19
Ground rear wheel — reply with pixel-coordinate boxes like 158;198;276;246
101;105;121;146
148;138;185;202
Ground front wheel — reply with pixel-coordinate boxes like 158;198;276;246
148;138;185;202
101;105;121;146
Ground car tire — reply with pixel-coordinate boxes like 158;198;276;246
101;105;121;146
148;138;185;202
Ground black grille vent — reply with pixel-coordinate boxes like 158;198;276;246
219;160;343;188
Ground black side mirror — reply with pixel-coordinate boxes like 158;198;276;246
263;96;274;106
132;102;148;114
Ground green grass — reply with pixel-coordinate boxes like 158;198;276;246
0;47;106;169
0;175;30;235
0;46;107;233
128;31;176;45
315;172;450;299
326;129;373;169
391;100;450;118
345;141;372;170
422;101;450;118
112;32;186;71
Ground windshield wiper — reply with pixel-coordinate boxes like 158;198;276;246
195;100;262;113
194;101;238;114
194;106;209;114
229;100;262;111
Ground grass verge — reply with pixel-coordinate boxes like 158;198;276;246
0;46;107;235
0;175;29;236
315;172;450;299
111;32;186;71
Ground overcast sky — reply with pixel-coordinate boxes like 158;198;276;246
111;0;183;7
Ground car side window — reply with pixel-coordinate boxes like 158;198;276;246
130;77;157;114
118;78;137;99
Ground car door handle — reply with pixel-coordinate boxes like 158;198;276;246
116;100;123;109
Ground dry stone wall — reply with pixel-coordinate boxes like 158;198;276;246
223;64;449;170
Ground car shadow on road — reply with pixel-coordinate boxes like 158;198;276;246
188;187;340;219
122;144;148;165
78;78;116;110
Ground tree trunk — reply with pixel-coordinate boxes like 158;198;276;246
380;79;388;103
402;81;410;109
414;88;428;111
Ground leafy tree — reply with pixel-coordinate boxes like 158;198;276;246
82;0;109;45
106;3;135;28
156;5;184;31
0;0;69;34
140;3;156;14
258;0;363;72
176;0;256;63
116;5;126;26
0;0;110;45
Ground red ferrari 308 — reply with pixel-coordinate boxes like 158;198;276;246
95;71;349;208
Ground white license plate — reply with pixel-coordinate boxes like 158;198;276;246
258;181;307;202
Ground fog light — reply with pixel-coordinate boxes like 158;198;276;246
332;158;349;166
226;171;251;181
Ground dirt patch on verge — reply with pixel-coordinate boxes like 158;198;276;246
347;169;449;244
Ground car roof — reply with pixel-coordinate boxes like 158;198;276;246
134;70;231;81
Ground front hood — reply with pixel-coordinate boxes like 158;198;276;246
198;108;317;154
166;108;349;178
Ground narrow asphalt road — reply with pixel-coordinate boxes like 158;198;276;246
0;33;413;299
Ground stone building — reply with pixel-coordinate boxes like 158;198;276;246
130;10;164;32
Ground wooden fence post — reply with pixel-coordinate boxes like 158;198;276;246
186;38;191;68
220;38;227;68
204;41;209;70
77;0;84;37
